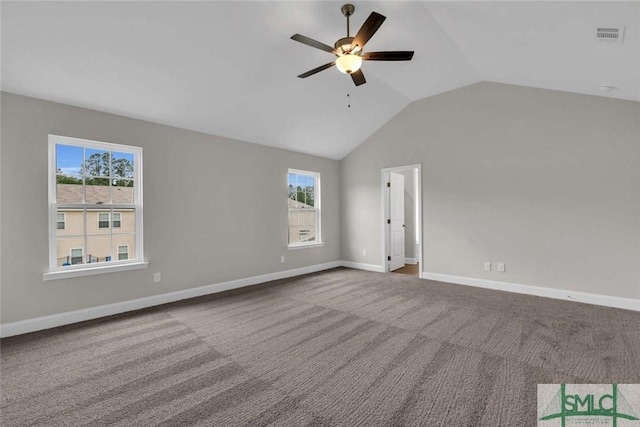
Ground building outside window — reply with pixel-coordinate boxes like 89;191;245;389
49;135;143;272
287;169;321;247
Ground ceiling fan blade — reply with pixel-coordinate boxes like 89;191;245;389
290;34;335;54
297;62;336;78
350;69;366;86
351;12;386;52
361;51;414;61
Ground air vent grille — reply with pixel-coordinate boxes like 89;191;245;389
596;27;625;42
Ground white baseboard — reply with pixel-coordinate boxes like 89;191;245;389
0;261;342;338
420;271;640;312
340;261;385;273
405;258;417;265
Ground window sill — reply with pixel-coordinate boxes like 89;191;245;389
287;242;324;250
43;261;149;281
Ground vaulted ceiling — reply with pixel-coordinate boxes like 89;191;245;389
2;1;638;159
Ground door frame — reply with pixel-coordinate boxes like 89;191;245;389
380;164;423;274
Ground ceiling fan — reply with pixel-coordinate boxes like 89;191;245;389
290;4;414;87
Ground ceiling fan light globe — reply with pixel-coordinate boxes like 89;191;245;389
336;54;362;74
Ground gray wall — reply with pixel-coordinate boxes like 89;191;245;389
341;82;640;299
1;92;341;323
402;169;415;260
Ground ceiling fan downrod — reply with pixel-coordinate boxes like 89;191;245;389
341;4;355;37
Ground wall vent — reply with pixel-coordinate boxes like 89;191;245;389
596;27;625;42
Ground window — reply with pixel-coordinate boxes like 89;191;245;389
112;212;121;228
47;135;145;278
288;169;321;247
117;245;128;261
56;213;66;230
98;212;110;228
70;248;83;265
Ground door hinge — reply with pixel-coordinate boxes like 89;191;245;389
387;256;391;261
387;219;391;224
387;182;391;187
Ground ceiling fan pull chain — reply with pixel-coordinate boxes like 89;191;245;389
347;92;351;109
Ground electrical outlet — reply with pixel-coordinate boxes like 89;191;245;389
280;255;285;264
362;249;367;257
153;272;161;283
498;263;506;273
484;262;491;271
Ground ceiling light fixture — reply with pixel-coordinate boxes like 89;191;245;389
335;54;362;74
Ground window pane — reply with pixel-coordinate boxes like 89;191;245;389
57;179;84;203
298;209;316;242
305;175;314;190
57;237;85;267
56;144;83;178
117;245;129;260
289;225;300;244
111;180;134;204
50;138;142;272
111;152;134;179
304;191;314;207
113;209;135;234
56;213;65;230
299;211;316;242
86;178;110;204
86;235;112;263
113;234;135;261
90;210;111;234
84;149;111;177
112;212;121;228
56;144;83;203
57;209;83;237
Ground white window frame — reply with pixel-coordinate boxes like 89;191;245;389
57;212;66;230
45;135;148;280
117;244;129;261
287;168;323;249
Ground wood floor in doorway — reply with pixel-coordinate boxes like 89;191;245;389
392;263;419;276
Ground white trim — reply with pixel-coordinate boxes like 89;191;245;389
43;261;149;281
4;261;341;337
287;168;321;247
405;257;417;265
48;135;144;274
287;242;325;250
420;271;640;312
340;261;385;273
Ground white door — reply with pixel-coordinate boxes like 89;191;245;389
389;172;405;271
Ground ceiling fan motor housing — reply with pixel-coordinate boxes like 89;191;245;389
335;37;356;54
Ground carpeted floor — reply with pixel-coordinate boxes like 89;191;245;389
1;267;639;426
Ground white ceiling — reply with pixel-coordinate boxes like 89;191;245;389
2;2;638;160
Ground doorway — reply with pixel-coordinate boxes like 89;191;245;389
381;164;422;277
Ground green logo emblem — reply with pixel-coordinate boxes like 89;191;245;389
538;384;639;427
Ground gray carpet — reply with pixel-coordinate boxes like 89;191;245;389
1;267;639;426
